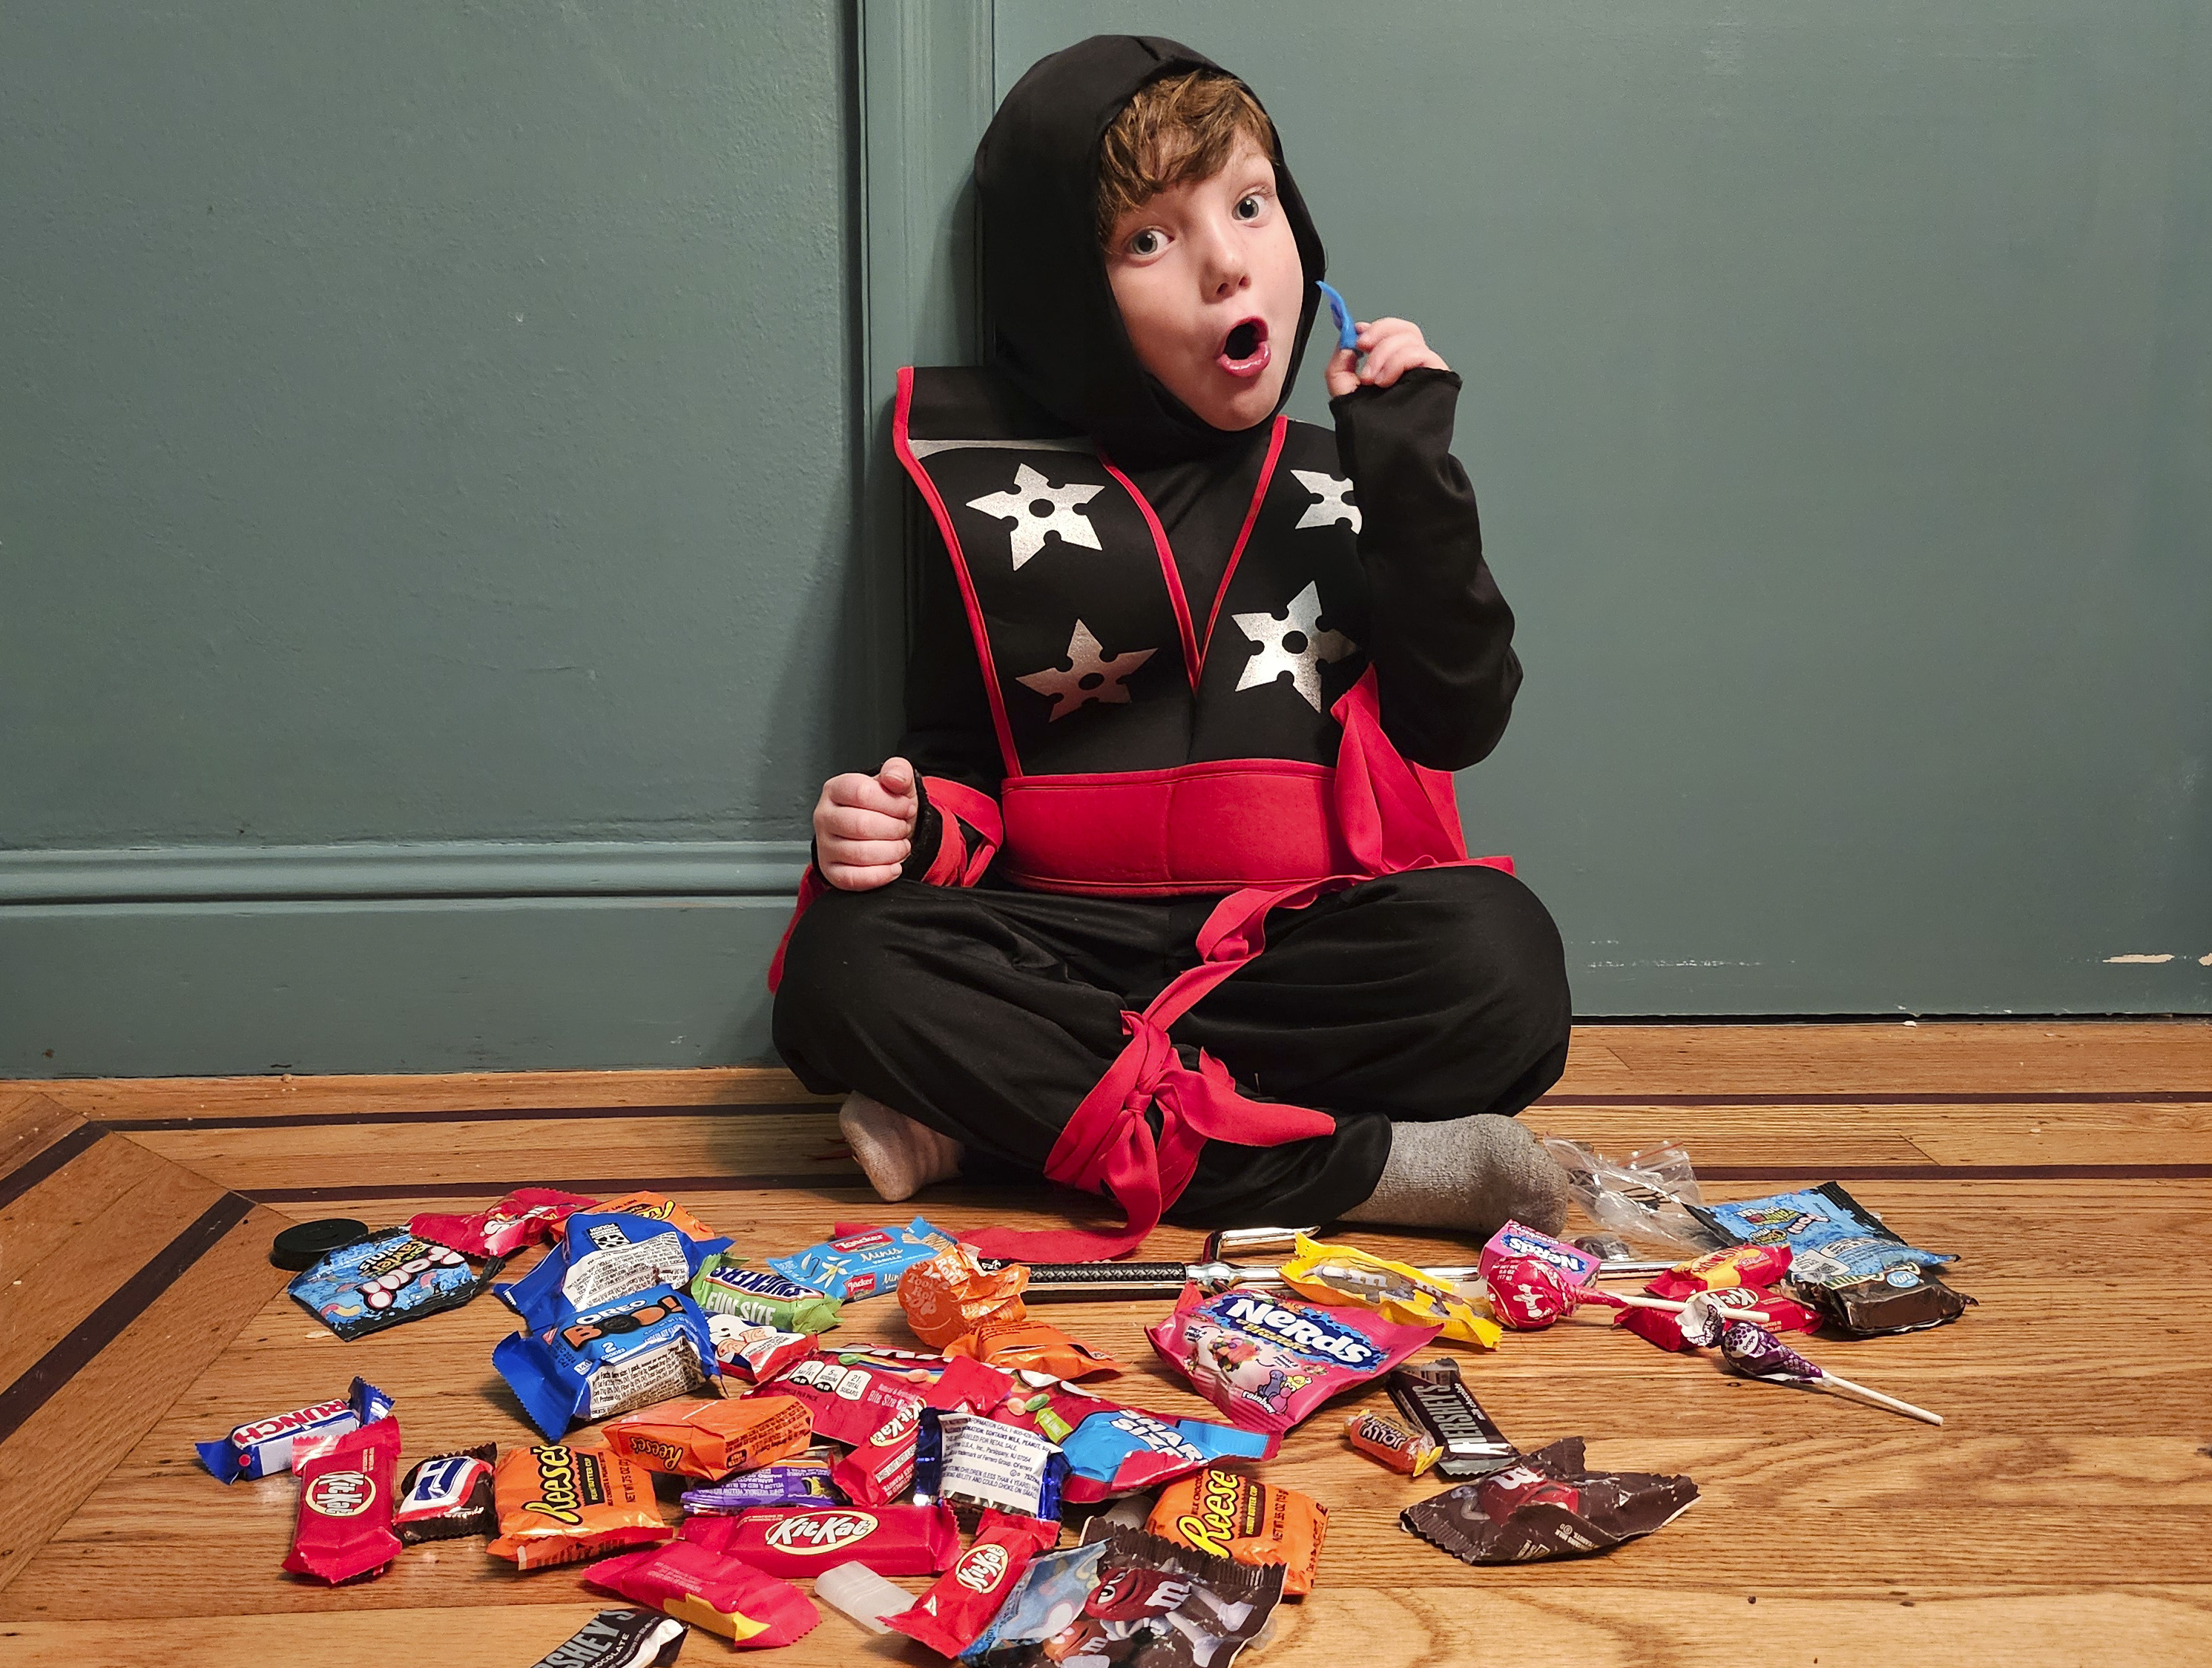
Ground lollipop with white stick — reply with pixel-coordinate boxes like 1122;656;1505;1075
1716;1319;1943;1427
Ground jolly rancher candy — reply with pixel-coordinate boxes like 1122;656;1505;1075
197;1375;393;1484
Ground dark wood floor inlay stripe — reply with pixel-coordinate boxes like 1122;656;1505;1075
0;1122;105;1213
99;1101;833;1132
0;1190;258;1447
1698;1162;2212;1182
247;1172;861;1204
1539;1091;2210;1107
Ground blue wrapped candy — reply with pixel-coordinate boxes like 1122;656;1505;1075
766;1216;955;1302
493;1282;720;1440
287;1227;497;1340
498;1210;732;1331
194;1375;393;1483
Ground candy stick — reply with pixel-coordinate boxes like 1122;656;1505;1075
1587;1289;1774;1325
1716;1319;1943;1427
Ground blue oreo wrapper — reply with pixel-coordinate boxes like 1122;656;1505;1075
765;1216;954;1302
287;1227;498;1340
493;1283;720;1440
194;1375;393;1483
498;1210;732;1332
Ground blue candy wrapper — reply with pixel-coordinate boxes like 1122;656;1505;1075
499;1210;732;1331
195;1376;393;1483
287;1227;498;1340
493;1283;720;1440
680;1451;847;1513
1692;1182;1955;1288
766;1216;955;1302
1316;279;1359;352
1058;1405;1275;1503
914;1407;1068;1522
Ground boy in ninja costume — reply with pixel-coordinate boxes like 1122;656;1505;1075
773;36;1571;1256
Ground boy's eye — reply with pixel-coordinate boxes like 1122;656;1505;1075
1128;228;1163;257
1235;194;1264;221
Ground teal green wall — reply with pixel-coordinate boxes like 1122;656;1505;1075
4;1;2207;1075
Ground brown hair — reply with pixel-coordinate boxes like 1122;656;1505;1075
1095;70;1278;247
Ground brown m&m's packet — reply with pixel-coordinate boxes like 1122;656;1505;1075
601;1394;812;1480
487;1443;673;1570
1400;1437;1698;1564
1147;1466;1328;1595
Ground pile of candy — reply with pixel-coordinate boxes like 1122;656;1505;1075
200;1161;1965;1662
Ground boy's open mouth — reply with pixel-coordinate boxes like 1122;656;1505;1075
1217;316;1270;378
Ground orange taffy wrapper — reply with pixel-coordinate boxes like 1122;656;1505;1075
600;1393;813;1480
486;1443;672;1570
946;1315;1120;1380
1148;1466;1329;1595
588;1191;725;1244
898;1243;1028;1348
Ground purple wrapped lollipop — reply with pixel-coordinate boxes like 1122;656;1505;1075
1718;1320;1942;1425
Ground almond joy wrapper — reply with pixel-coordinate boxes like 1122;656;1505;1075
1400;1437;1699;1564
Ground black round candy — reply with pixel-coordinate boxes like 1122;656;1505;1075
271;1218;370;1271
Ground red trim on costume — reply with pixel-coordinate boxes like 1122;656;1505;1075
1199;414;1288;662
921;776;1004;888
1096;451;1200;689
893;368;1022;777
766;863;831;995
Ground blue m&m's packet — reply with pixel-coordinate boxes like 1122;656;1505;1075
766;1216;955;1302
287;1227;498;1341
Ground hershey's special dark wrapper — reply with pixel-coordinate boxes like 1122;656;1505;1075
1401;1437;1699;1565
527;1607;686;1668
1386;1357;1516;1480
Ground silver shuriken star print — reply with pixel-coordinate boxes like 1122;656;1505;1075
967;464;1105;570
1233;581;1356;712
1015;619;1156;722
1291;469;1361;533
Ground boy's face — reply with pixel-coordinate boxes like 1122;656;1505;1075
1104;139;1303;434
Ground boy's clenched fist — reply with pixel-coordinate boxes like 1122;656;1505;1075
812;757;918;891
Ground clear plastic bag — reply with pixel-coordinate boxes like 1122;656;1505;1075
1541;1137;1725;1253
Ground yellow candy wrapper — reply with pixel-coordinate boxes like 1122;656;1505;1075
1278;1235;1503;1348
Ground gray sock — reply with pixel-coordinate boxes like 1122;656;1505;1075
1339;1114;1570;1238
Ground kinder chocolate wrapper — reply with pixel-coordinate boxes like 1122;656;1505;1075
526;1609;687;1668
889;1509;1061;1658
585;1539;819;1650
1477;1219;1604;1290
691;1254;842;1333
767;1216;955;1302
960;1526;1283;1667
1691;1181;1970;1335
589;1193;727;1243
681;1450;846;1512
899;1241;1029;1346
393;1442;496;1544
197;1376;393;1483
1280;1234;1503;1348
288;1228;498;1340
1148;1466;1329;1596
601;1394;812;1480
1148;1285;1439;1435
494;1284;720;1440
706;1314;817;1383
1388;1357;1518;1480
1053;1401;1277;1505
1618;1281;1818;1352
409;1188;597;1259
1345;1410;1440;1477
283;1415;402;1584
914;1408;1068;1521
501;1211;732;1332
1400;1436;1699;1564
947;1316;1121;1380
681;1503;961;1578
487;1443;674;1571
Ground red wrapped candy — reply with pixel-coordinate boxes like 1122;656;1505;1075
888;1509;1060;1655
283;1416;403;1584
681;1502;961;1578
585;1537;819;1649
410;1187;597;1259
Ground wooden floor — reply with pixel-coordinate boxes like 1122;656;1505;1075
3;1021;2210;1667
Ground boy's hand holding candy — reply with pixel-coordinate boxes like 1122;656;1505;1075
1326;315;1450;397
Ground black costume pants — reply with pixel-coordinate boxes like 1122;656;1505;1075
771;864;1573;1228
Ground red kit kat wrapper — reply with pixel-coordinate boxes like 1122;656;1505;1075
283;1416;403;1583
681;1502;961;1578
889;1509;1061;1656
